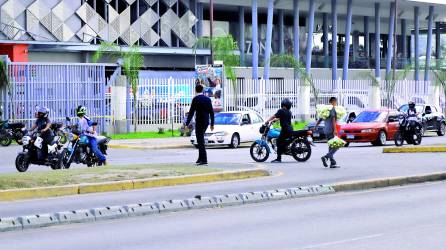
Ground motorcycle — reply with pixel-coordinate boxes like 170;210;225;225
60;121;110;168
0;120;26;146
15;130;63;172
394;113;422;146
250;123;313;162
51;121;69;145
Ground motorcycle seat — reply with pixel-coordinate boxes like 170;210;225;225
96;136;109;144
8;123;25;129
293;130;309;137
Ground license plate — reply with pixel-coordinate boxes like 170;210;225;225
313;132;320;138
347;134;355;139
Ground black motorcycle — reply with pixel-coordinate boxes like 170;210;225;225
15;131;63;172
51;122;68;145
60;123;110;168
250;123;313;162
0;120;26;146
394;114;422;146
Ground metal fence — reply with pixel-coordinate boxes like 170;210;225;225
127;77;196;130
2;62;111;132
381;80;431;109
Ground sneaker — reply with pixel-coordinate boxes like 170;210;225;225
321;157;328;167
196;162;208;166
98;160;107;166
330;164;340;169
271;159;282;163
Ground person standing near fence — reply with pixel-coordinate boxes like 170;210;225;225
185;84;214;166
314;97;340;168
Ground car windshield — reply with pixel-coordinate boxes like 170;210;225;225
353;111;387;123
399;104;424;113
214;113;241;125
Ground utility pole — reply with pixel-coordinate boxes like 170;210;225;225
210;0;214;64
392;0;398;81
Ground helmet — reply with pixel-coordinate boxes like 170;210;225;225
281;98;292;110
408;100;415;109
76;106;87;117
37;106;49;118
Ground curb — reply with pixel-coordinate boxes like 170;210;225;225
383;146;446;153
3;171;446;232
0;185;335;232
109;144;191;150
0;169;270;201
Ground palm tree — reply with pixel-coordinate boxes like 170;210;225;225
93;42;144;132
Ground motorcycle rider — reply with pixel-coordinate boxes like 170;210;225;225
265;99;293;163
407;100;419;132
29;106;53;160
76;106;106;166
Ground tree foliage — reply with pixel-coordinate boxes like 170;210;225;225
93;41;144;132
194;35;240;82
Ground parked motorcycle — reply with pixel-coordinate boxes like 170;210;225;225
394;113;422;146
60;120;110;168
0;120;26;146
250;123;313;162
15;130;63;172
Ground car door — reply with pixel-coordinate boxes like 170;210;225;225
386;112;399;139
239;114;252;142
424;105;435;129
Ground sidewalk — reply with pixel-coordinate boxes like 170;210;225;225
109;137;192;150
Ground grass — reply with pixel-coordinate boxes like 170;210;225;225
110;130;181;140
0;164;220;190
273;121;308;130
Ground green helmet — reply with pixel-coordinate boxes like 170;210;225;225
76;106;87;117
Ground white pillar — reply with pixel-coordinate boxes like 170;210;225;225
111;75;128;134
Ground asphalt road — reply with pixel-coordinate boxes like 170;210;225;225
2;181;446;250
1;135;446;218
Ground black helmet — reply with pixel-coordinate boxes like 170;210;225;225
281;98;292;110
408;100;415;109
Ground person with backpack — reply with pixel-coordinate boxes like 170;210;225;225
76;106;106;166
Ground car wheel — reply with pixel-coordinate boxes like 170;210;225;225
373;131;386;146
437;122;446;136
229;133;240;149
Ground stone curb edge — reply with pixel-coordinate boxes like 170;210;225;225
383;146;446;153
109;144;191;150
3;171;446;233
0;169;270;201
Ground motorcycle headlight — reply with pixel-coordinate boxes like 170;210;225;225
361;129;374;133
214;131;227;136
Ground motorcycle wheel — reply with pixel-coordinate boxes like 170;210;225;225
250;142;269;162
413;132;422;145
291;139;312;162
394;131;404;147
60;149;72;169
15;154;29;172
0;133;12;147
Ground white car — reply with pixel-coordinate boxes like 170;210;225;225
191;111;264;148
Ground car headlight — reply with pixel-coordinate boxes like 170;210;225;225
361;129;374;133
214;131;227;136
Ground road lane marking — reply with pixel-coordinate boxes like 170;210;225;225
300;234;384;249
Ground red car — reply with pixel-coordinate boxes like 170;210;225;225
339;109;399;146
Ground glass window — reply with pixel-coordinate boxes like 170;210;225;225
251;113;263;124
353;111;388;123
242;114;251;124
214;113;241;125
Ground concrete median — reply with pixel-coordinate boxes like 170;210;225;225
383;146;446;153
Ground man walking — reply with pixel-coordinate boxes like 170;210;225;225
315;97;340;168
186;84;215;165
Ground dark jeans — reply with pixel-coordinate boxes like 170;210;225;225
195;125;208;163
37;135;53;160
325;133;338;164
276;131;292;161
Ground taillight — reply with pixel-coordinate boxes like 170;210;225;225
307;130;313;136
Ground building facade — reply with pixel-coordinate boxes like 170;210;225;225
0;0;445;79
